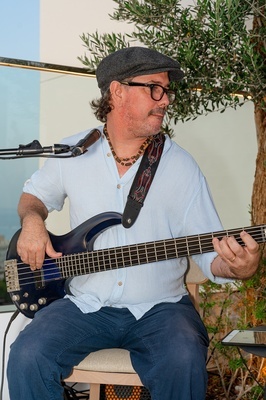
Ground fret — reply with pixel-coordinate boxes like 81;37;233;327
199;233;214;254
73;254;78;275
148;242;158;263
94;249;99;273
174;238;188;258
76;253;81;276
163;241;168;261
130;245;139;266
188;237;202;256
112;247;120;270
165;241;178;259
122;246;131;267
136;245;141;265
69;254;75;275
113;247;119;269
173;239;179;259
144;243;149;264
128;247;133;266
138;244;148;264
109;248;117;269
72;254;78;276
116;246;125;268
105;249;113;271
65;254;71;277
89;250;97;273
113;248;120;268
70;254;75;276
158;241;169;261
57;257;65;278
185;236;190;256
97;249;105;273
198;234;202;254
78;252;83;275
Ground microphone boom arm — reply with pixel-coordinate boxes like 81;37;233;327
0;128;101;159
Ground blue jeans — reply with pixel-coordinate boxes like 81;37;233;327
7;296;209;400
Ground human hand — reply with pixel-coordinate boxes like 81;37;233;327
212;231;261;280
17;218;62;271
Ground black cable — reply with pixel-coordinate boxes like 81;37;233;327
0;310;20;400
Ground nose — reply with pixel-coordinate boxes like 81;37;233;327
159;92;170;107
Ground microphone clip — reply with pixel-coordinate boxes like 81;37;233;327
70;128;101;157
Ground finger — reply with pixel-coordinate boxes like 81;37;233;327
212;237;238;263
225;236;243;258
45;241;62;259
240;231;260;254
27;250;45;270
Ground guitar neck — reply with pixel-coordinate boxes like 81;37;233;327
57;225;266;279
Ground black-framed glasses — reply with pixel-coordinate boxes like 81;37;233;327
120;81;176;105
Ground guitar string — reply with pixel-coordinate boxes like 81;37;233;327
6;228;264;288
7;228;264;279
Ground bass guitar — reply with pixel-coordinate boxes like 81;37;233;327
5;211;266;318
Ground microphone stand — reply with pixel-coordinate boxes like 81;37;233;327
0;140;72;160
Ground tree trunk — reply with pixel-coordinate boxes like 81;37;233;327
251;104;266;258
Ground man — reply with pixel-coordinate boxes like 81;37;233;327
7;47;260;400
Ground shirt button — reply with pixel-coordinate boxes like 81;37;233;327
107;152;112;157
117;184;121;189
118;281;123;286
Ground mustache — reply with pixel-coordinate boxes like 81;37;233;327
148;108;166;117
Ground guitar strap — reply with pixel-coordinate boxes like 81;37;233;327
122;133;165;228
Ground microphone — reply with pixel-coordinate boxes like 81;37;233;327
71;128;101;157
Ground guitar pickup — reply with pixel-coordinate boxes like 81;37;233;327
33;269;45;289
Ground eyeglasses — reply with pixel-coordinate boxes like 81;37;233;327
120;81;176;105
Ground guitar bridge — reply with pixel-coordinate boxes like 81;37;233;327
5;259;20;292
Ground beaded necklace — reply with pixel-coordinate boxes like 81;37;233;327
104;125;153;167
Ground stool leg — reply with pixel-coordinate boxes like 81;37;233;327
90;383;101;400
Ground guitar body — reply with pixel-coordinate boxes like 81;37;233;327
5;212;122;318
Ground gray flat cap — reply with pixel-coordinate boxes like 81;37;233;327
96;46;184;94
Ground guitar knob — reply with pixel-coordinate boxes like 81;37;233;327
29;304;39;311
38;298;47;305
11;294;20;302
20;303;28;310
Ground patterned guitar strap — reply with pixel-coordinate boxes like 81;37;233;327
122;133;165;228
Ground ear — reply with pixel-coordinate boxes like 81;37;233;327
110;81;123;104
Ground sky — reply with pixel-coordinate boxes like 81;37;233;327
0;0;39;60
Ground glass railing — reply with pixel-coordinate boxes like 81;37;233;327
0;57;97;308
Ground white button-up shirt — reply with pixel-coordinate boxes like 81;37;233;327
23;126;231;319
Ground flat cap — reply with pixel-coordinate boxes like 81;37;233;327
96;46;184;94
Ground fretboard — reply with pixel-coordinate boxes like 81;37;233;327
57;225;266;278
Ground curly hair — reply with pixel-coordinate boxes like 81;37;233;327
90;90;113;122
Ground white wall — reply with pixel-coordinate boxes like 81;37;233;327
39;0;135;67
173;102;257;229
39;0;257;231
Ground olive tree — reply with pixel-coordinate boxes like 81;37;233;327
79;0;265;236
